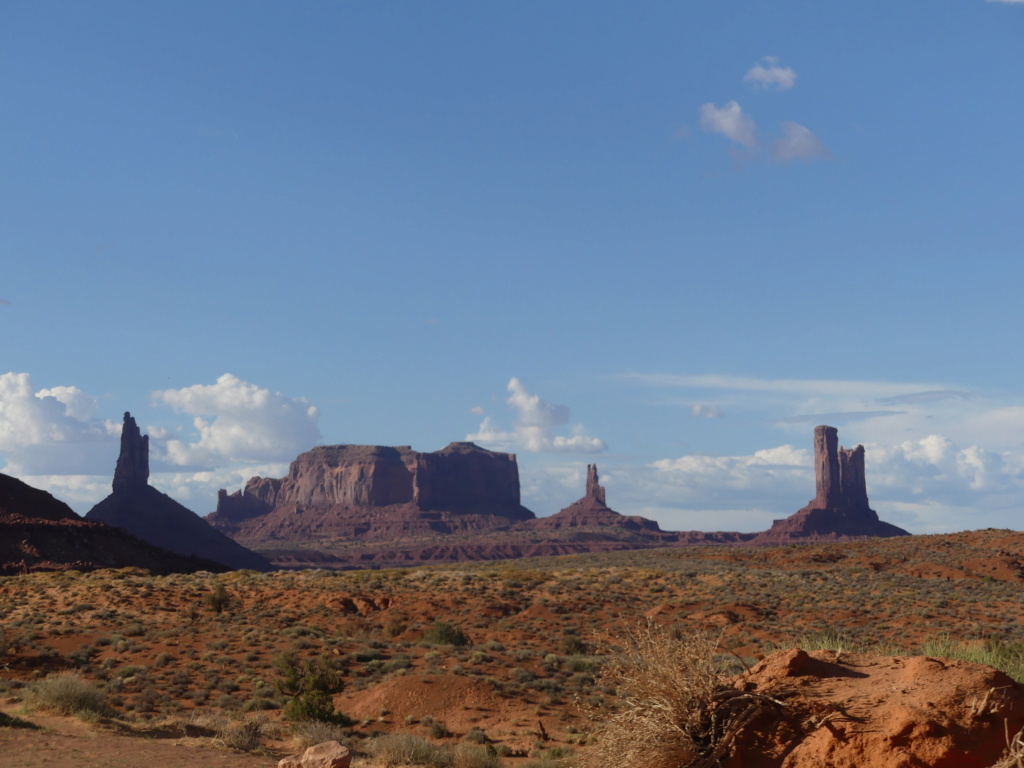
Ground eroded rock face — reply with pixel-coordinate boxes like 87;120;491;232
586;464;606;505
727;649;1024;767
208;442;534;541
752;425;908;544
113;412;148;493
86;412;271;571
527;464;666;534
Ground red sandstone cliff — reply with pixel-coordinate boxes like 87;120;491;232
751;425;909;544
207;441;535;542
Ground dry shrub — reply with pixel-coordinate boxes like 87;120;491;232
992;726;1024;768
218;714;268;751
26;671;112;718
583;623;778;768
290;719;351;751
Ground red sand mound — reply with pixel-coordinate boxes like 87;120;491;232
729;649;1024;767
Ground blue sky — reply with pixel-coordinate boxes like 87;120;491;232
2;1;1023;534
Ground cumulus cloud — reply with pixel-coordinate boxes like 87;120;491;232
467;378;606;454
691;403;724;419
151;373;321;468
638;433;1024;533
0;372;118;475
744;56;797;90
773;121;829;162
700;101;757;149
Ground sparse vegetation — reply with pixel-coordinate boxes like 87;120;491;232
203;583;231;614
422;620;470;647
272;650;348;723
25;671;113;718
582;624;782;768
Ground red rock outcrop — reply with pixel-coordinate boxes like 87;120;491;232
527;464;668;534
208;442;535;542
0;471;226;574
727;648;1024;767
751;425;908;544
86;413;271;571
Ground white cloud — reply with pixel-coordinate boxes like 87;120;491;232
0;371;323;514
467;378;606;454
621;372;945;400
151;373;321;467
691;403;723;419
773;121;829;162
0;372;118;475
699;101;757;149
469;405;485;416
744;56;797;90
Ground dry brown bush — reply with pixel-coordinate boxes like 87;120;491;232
581;623;779;768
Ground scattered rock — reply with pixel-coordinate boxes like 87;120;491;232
278;741;351;768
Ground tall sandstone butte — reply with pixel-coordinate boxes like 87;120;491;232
207;441;535;542
86;413;271;571
752;425;908;544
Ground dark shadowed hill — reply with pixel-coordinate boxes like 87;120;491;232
86;413;271;571
0;471;226;575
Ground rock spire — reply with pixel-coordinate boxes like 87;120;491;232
113;412;149;493
751;424;908;543
811;425;868;510
586;464;606;505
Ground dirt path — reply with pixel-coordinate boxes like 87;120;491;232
0;713;279;768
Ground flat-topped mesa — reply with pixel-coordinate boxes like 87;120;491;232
208;442;535;541
113;412;149;493
586;464;606;505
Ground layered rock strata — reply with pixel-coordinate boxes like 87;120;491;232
752;425;908;544
86;413;271;571
208;442;535;541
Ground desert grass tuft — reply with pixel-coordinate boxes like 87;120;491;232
582;623;782;768
25;671;113;718
290;719;352;750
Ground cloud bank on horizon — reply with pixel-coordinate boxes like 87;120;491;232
1;370;1022;535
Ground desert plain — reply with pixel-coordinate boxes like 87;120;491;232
5;529;1024;767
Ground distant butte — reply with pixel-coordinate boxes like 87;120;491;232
204;427;911;569
751;425;909;544
207;441;535;542
526;464;667;535
86;413;271;571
